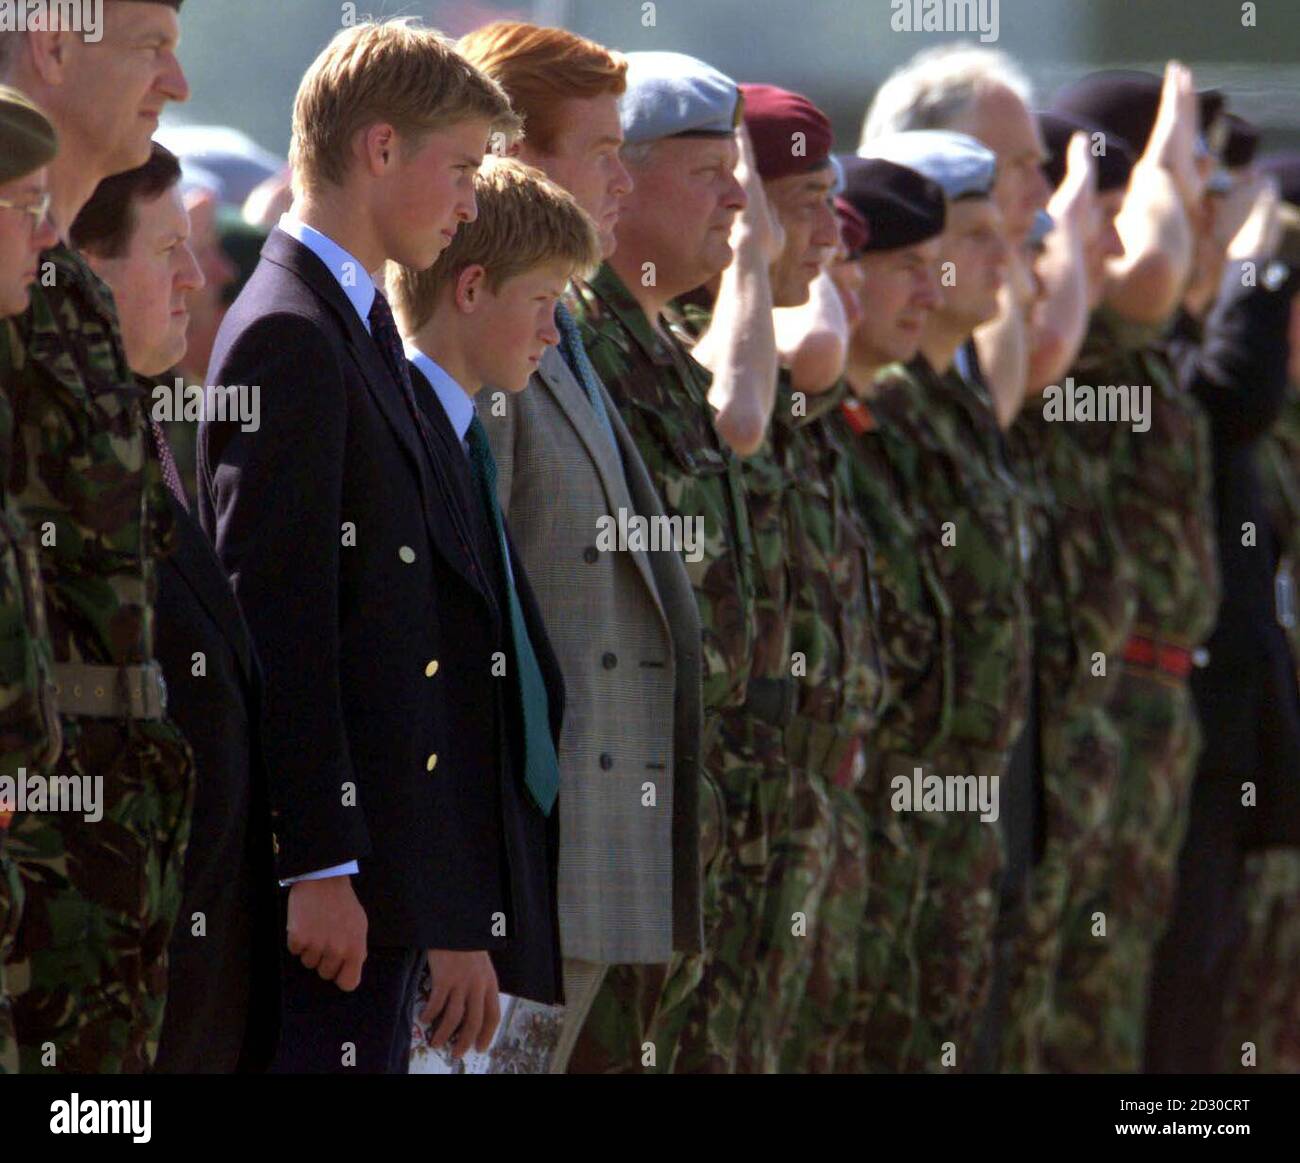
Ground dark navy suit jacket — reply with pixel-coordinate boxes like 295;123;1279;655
198;228;564;1002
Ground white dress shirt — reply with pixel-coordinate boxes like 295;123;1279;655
406;347;475;452
276;214;378;887
278;213;377;331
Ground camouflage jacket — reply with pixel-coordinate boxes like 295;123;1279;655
869;356;1032;761
776;379;885;739
570;265;757;716
0;319;60;812
1070;306;1220;648
1009;404;1137;716
3;244;176;670
669;300;792;691
829;388;954;765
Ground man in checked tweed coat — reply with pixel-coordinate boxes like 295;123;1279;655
460;23;705;1074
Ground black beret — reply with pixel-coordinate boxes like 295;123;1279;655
1222;113;1259;170
836;154;946;255
1038;110;1135;194
1050;69;1225;158
1259;152;1300;208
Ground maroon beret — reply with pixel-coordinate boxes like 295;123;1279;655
739;82;833;182
834;196;869;257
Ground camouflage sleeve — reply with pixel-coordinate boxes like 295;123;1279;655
0;321;60;787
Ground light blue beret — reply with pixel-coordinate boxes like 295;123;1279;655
619;51;741;145
859;129;997;201
1028;209;1055;247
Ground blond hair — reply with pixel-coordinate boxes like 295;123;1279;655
388;156;601;334
289;18;519;194
457;22;626;156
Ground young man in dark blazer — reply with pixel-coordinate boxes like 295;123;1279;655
71;142;281;1073
199;19;561;1074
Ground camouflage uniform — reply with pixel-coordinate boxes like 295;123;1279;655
665;306;807;1076
1044;307;1219;1073
1222;388;1300;1073
869;359;1032;1073
1223;849;1300;1073
773;380;884;1073
829;352;1032;1073
564;265;757;1074
828;388;953;1073
0;317;62;1073
1;245;195;1073
1001;403;1136;1072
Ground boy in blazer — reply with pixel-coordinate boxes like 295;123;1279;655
389;157;593;1059
198;19;543;1073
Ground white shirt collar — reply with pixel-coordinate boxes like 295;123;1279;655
953;342;973;383
278;212;377;332
405;345;476;449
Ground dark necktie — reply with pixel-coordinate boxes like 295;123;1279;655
555;301;619;456
150;418;189;512
368;289;428;442
465;414;560;817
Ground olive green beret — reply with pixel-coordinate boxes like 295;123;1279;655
0;85;57;185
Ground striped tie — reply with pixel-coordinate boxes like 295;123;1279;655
555;302;619;456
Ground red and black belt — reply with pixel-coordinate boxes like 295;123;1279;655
1122;634;1196;680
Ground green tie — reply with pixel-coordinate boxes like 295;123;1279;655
465;415;560;816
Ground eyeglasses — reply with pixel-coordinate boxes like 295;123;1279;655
0;191;51;233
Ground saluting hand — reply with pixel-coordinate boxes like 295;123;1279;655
1227;175;1283;264
1049;131;1099;239
1144;61;1204;212
734;123;786;265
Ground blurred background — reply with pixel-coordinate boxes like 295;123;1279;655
172;0;1300;175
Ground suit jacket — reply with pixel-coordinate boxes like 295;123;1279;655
152;487;280;1073
1169;267;1300;844
198;228;563;1001
477;344;703;963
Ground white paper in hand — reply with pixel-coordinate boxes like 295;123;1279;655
407;958;565;1074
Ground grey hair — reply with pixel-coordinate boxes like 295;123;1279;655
860;44;1034;146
